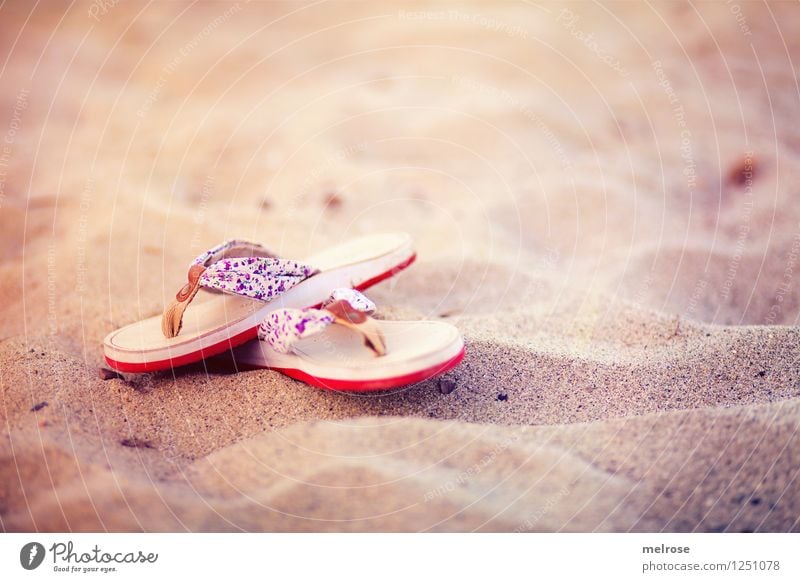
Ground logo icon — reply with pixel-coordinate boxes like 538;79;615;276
20;542;46;570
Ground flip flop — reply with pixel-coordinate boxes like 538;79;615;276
104;233;415;373
232;288;465;391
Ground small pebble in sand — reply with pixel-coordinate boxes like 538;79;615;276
727;154;758;187
99;367;124;381
30;401;48;412
120;438;154;449
438;378;457;394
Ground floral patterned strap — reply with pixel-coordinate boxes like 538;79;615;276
258;289;385;356
161;240;317;338
191;239;277;267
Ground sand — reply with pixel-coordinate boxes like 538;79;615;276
1;0;799;532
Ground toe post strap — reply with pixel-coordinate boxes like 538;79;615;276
162;264;206;338
325;299;386;356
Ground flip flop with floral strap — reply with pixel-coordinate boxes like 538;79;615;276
232;288;465;391
104;233;415;372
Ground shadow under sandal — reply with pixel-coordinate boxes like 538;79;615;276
103;234;415;373
233;288;465;391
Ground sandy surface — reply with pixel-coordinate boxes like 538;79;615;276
1;0;799;532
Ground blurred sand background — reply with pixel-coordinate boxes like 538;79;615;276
1;0;800;531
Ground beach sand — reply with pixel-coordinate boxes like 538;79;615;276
1;1;799;532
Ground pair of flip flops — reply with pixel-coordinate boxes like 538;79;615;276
103;233;464;391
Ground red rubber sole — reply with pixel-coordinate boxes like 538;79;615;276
105;253;417;374
270;345;465;392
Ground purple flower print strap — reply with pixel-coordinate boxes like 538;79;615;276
199;255;315;300
259;289;386;356
161;240;317;338
258;308;336;354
